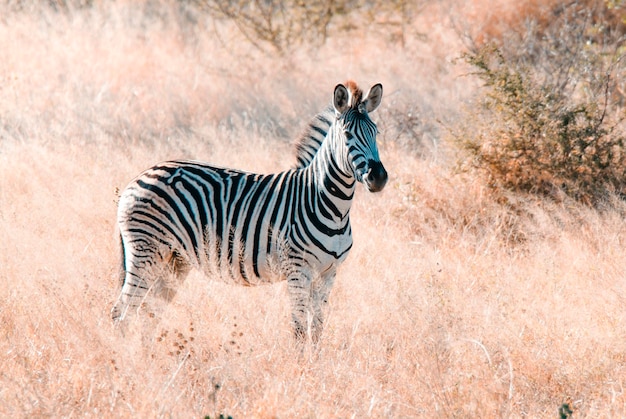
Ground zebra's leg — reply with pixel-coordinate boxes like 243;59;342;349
310;270;336;343
286;270;313;341
111;238;164;322
111;271;151;322
156;250;191;302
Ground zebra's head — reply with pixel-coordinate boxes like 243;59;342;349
333;81;387;193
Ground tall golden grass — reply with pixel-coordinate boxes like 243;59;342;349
0;1;624;417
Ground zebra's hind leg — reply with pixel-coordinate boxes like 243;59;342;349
155;250;191;303
111;268;153;323
111;238;164;322
111;245;191;322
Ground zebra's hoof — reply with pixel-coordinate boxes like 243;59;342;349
111;306;123;322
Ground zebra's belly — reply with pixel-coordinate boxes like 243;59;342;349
196;242;287;286
196;232;353;285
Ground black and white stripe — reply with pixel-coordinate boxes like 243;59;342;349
112;81;387;341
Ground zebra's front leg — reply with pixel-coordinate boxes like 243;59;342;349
310;269;336;343
287;271;313;341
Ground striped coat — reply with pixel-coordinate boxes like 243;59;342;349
112;81;387;341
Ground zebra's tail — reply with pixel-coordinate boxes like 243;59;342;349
111;230;128;323
117;231;126;289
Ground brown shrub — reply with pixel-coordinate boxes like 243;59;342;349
453;1;626;205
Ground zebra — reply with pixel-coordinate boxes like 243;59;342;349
112;81;387;342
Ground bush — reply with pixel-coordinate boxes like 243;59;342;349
194;0;336;53
193;0;428;53
454;1;626;205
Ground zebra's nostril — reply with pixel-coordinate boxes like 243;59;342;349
365;160;388;192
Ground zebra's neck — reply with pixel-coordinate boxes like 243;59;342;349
293;105;335;169
305;123;356;221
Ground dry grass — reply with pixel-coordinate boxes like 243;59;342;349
0;1;625;417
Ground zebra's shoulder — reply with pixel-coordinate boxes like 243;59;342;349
293;105;335;169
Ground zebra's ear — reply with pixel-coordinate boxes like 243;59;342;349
333;84;350;114
364;83;383;113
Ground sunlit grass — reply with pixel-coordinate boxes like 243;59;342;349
0;1;624;417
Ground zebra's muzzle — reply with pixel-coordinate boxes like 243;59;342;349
363;160;388;192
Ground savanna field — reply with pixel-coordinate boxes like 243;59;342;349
1;0;625;417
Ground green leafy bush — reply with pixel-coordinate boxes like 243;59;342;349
455;2;626;205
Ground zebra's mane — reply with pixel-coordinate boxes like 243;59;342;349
293;81;364;169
